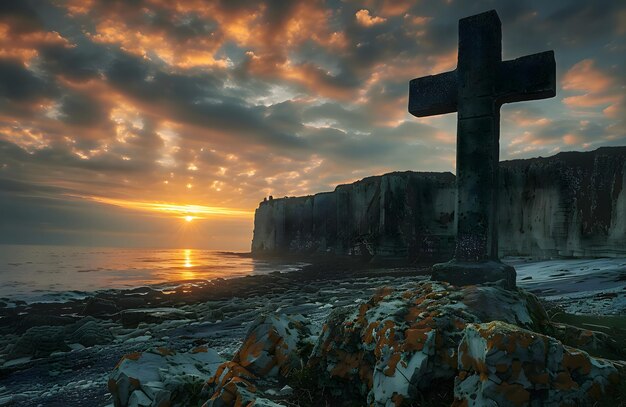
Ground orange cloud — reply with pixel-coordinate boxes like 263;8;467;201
89;19;228;69
561;59;624;117
507;110;552;127
562;133;582;145
380;0;414;17
355;9;387;27
562;59;612;93
0;23;71;64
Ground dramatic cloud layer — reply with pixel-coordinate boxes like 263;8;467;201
0;0;624;249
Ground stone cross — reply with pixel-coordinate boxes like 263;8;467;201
408;10;556;288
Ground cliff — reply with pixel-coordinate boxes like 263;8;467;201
251;147;626;260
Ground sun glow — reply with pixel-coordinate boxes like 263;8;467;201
82;196;253;220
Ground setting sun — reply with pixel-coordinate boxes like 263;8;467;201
185;215;194;222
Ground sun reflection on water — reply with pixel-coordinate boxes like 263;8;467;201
184;249;193;268
181;249;196;279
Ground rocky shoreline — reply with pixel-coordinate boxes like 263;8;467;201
0;259;427;406
1;258;625;406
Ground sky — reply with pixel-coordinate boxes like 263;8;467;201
0;0;624;251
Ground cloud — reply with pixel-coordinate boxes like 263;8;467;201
355;9;387;27
562;59;612;93
0;58;53;102
561;59;624;118
0;0;624;249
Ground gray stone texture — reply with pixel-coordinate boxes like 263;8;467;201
251;147;626;260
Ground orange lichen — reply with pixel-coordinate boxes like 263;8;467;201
107;378;117;394
115;351;142;368
404;306;422;323
156;347;175;356
402;290;415;299
384;353;402;376
192;346;208;353
371;287;393;304
495;363;509;373
364;321;380;345
330;350;362;377
403;328;430;352
587;381;603;400
562;351;592;375
359;363;374;389
440;347;458;370
553;371;579;390
128;377;140;390
391;393;405;406
527;372;550;385
356;303;371;325
459;341;489;382
374;320;397;358
496;382;530;406
235;332;265;368
451;399;469;407
208;361;256;389
454;318;467;330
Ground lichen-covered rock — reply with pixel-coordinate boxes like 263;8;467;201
549;321;623;360
309;281;549;406
203;361;285;407
233;313;313;378
454;321;625;406
108;347;224;407
10;325;70;358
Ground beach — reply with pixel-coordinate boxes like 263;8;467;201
1;256;625;406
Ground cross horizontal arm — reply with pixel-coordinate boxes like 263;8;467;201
497;50;556;105
408;70;458;117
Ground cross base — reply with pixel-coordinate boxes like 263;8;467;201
432;259;516;289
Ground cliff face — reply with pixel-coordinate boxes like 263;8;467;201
498;148;626;257
252;147;626;259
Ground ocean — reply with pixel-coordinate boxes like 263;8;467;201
0;245;306;303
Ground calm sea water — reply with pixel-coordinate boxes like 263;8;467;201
0;245;307;303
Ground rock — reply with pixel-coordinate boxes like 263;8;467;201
108;347;224;407
116;296;146;310
454;321;625;406
16;314;75;332
278;385;293;396
232;313;314;378
119;308;195;328
548;321;624;360
204;361;285;407
9;325;70;359
67;318;114;347
82;296;118;316
309;282;549;406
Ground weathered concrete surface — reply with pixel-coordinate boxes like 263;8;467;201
252;147;626;260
